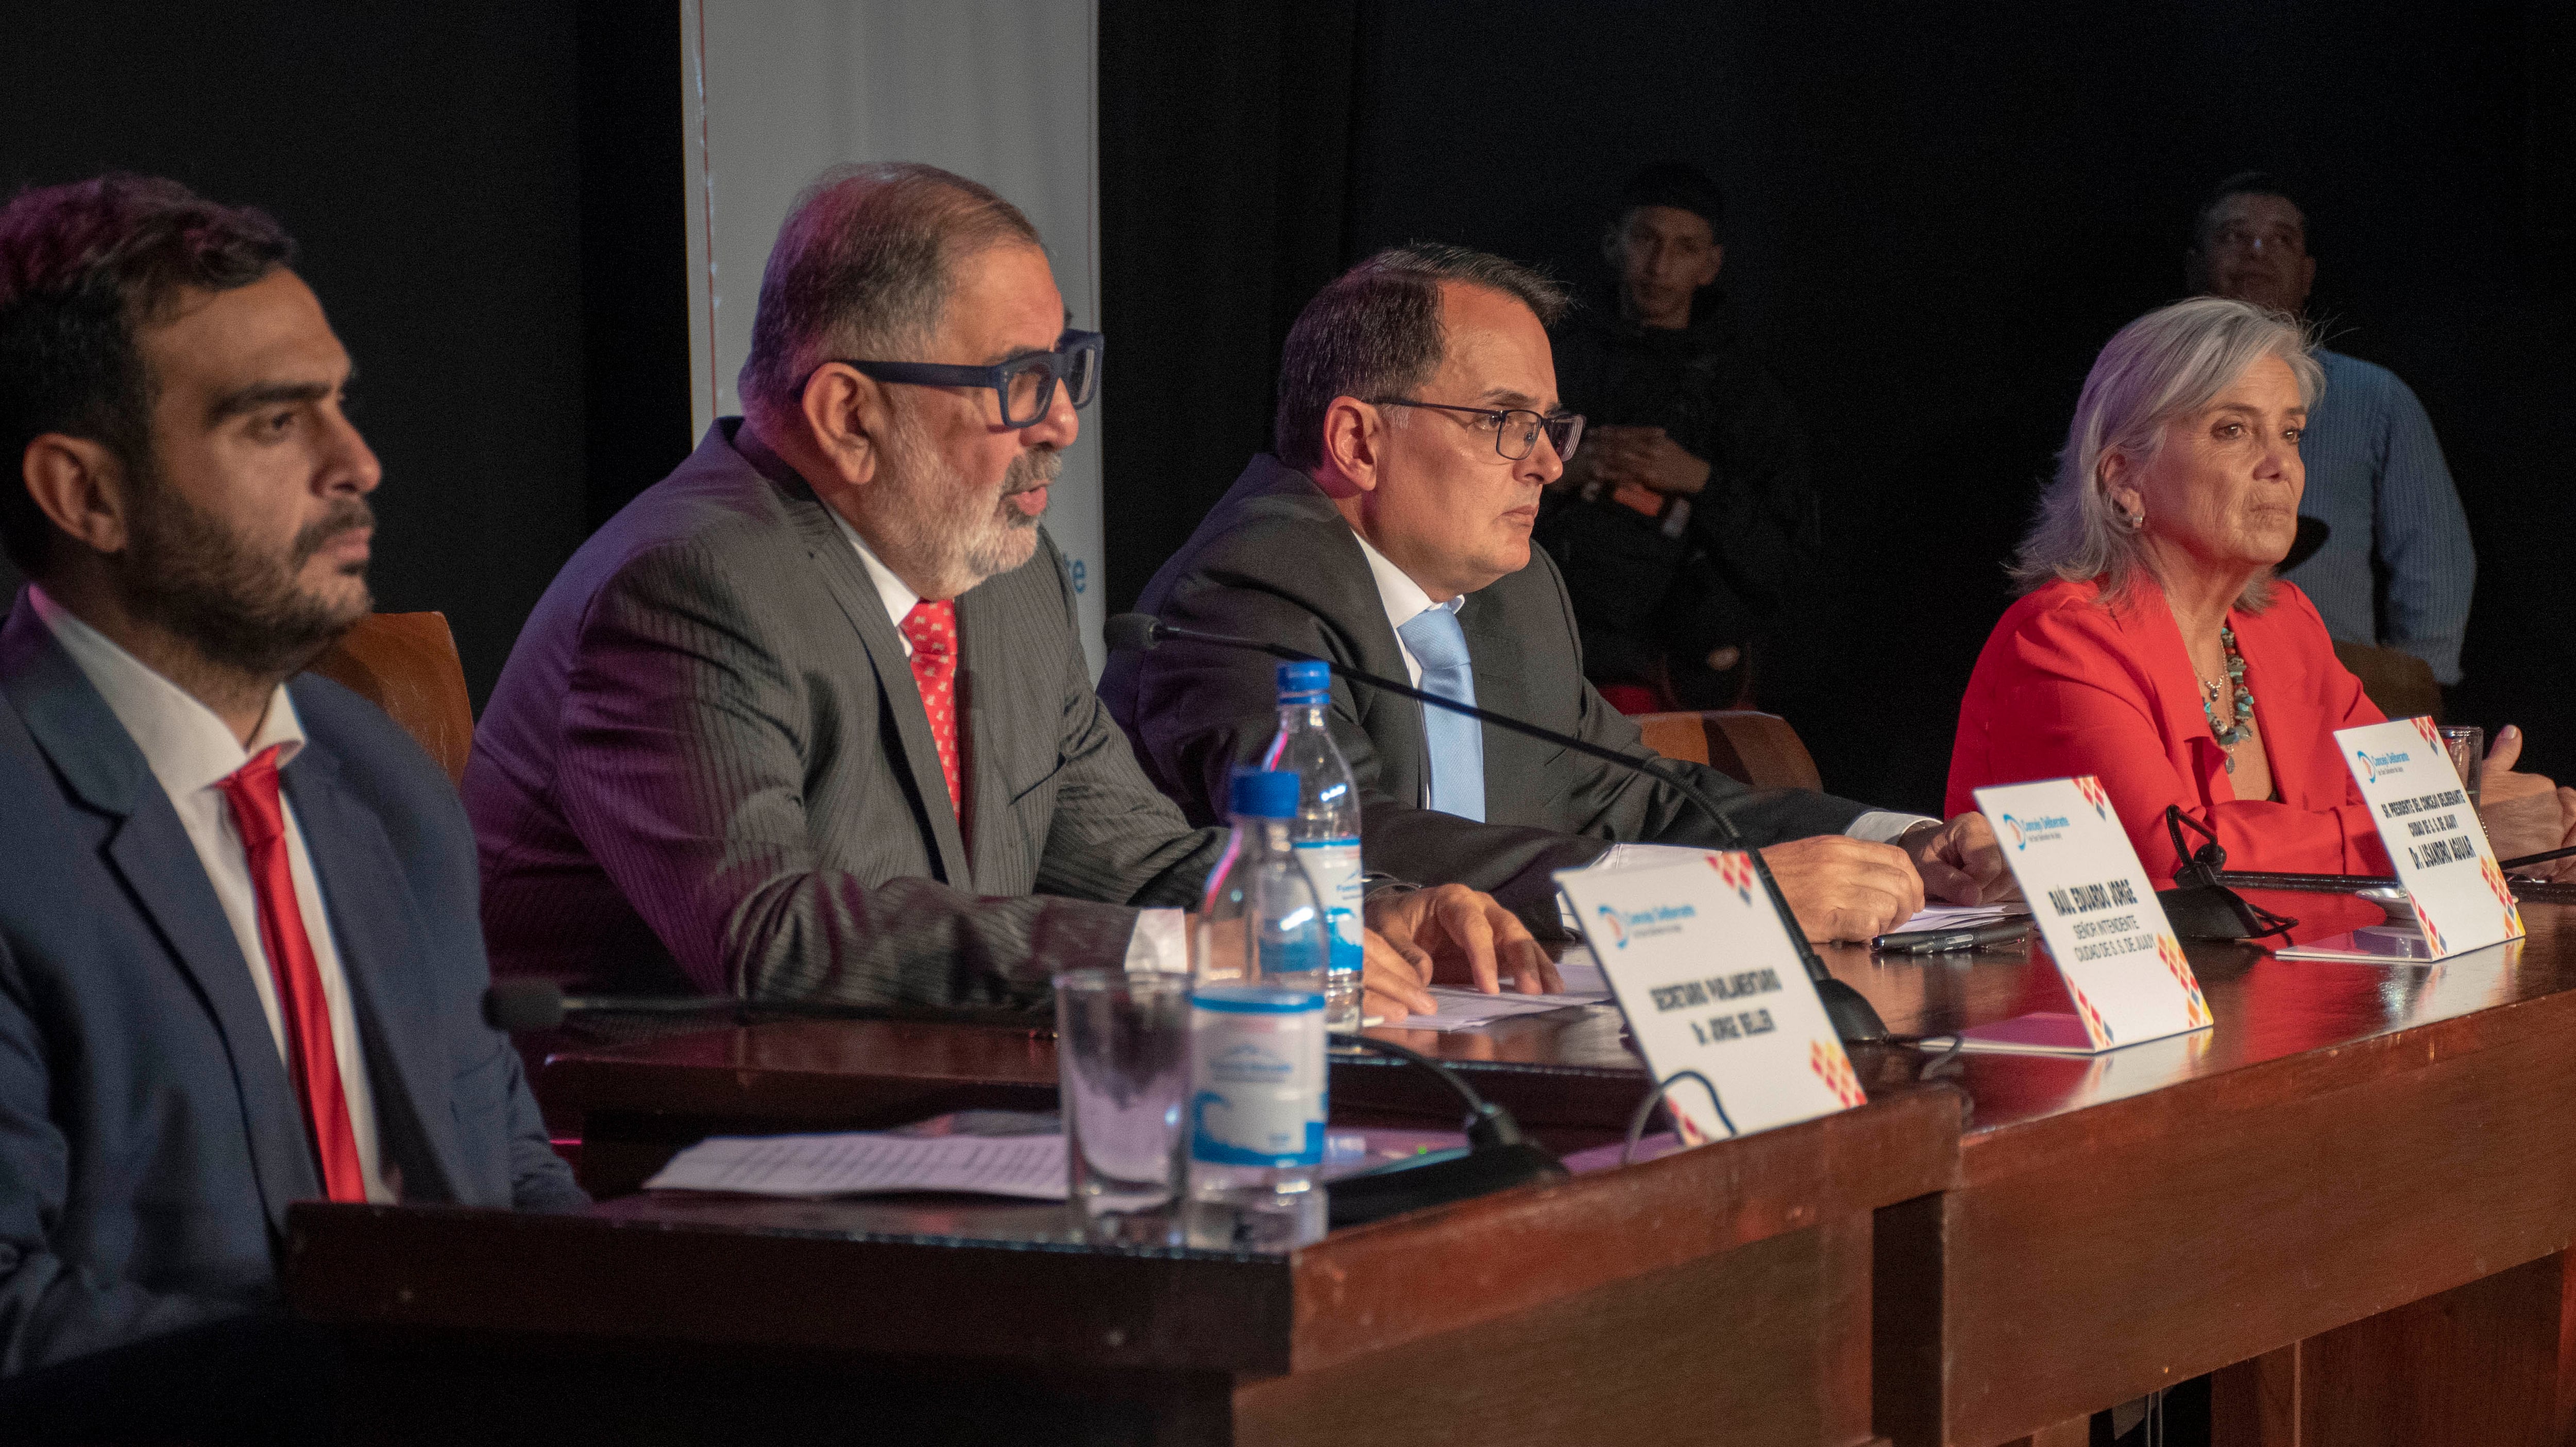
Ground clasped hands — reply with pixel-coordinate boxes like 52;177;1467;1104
1557;423;1709;517
1761;813;2016;944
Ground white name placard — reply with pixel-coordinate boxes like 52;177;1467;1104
2335;717;2523;957
1972;777;2213;1052
1555;852;1865;1143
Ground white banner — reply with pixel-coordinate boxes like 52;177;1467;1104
681;0;1108;672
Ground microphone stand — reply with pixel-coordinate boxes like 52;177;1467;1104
1119;617;1890;1043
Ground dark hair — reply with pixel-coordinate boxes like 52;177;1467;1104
2193;170;2308;249
1272;243;1568;472
1614;161;1727;233
737;162;1042;422
0;175;295;574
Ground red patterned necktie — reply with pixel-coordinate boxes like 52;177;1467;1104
216;746;368;1202
899;600;963;813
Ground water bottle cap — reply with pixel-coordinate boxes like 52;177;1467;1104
1229;768;1301;820
1276;660;1330;697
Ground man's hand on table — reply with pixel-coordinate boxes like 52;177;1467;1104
1760;835;1924;943
1357;926;1436;1024
1364;883;1560;999
1899;812;2019;905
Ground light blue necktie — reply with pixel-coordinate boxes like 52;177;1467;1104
1397;604;1485;822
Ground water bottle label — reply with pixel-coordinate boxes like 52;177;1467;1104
1291;839;1366;980
1188;986;1328;1167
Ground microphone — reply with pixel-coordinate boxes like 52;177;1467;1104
1107;613;1890;1043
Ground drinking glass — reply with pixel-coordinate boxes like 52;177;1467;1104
1054;967;1190;1242
2438;725;2484;808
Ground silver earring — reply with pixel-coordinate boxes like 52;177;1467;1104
2121;508;2147;531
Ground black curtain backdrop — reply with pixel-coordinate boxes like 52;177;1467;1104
0;1;691;707
1097;0;1371;614
1103;0;2575;813
3;3;2564;811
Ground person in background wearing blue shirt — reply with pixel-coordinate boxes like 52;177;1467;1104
2185;171;2477;689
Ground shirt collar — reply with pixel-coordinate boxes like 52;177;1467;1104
1350;531;1461;631
28;583;306;798
824;507;924;629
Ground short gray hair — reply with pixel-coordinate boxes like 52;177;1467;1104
2010;295;2323;608
1273;243;1569;472
737;162;1040;423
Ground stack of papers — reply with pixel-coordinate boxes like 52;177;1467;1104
1890;902;2032;932
645;1130;1068;1200
1384;947;1614;1032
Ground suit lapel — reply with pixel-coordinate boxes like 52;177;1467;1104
955;577;1018;884
0;602;319;1232
280;740;464;1201
776;483;975;889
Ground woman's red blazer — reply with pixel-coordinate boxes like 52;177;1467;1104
1945;573;2390;885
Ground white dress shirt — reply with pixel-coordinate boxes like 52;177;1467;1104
823;511;1186;972
31;586;393;1202
1345;531;1931;844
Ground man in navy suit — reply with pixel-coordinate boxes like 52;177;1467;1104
0;176;581;1438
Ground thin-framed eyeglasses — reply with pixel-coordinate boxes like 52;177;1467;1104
821;329;1103;428
1369;397;1584;462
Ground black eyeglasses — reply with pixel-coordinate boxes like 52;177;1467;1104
823;329;1102;428
1369;397;1584;462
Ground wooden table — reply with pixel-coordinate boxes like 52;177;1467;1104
1843;892;2576;1447
334;894;2576;1444
544;1006;1659;1198
288;1070;1956;1446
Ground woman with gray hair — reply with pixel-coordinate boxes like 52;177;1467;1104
1945;297;2572;882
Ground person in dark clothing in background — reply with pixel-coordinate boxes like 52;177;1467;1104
1537;161;1820;712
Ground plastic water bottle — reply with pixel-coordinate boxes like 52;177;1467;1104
1260;660;1366;1030
1185;769;1330;1250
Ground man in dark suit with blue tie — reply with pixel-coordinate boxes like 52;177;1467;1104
1101;245;2013;944
0;176;581;1439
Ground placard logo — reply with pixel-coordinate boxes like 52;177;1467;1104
1998;812;2070;849
2353;747;2410;783
1595;903;1629;949
1593;900;1699;947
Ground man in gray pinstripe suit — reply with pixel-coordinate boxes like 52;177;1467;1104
467;164;1547;1025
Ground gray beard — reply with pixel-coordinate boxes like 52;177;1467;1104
869;410;1057;598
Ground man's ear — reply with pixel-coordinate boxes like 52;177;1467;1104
21;434;134;559
1312;397;1384;498
1599;221;1625;270
1694;243;1725;288
799;363;890;487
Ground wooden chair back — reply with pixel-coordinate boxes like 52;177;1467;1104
308;612;474;786
2331;640;2444;723
1636;710;1823;792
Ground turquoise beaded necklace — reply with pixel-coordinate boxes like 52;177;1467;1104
2200;624;2255;771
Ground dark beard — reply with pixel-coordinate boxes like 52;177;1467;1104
118;470;374;681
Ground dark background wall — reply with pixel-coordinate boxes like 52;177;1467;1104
1105;0;2575;813
8;2;2565;815
0;1;690;707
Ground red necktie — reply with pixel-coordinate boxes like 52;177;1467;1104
900;600;963;813
217;746;368;1202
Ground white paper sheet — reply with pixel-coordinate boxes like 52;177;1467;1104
1387;987;1606;1032
644;1131;1069;1200
1889;902;2032;932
